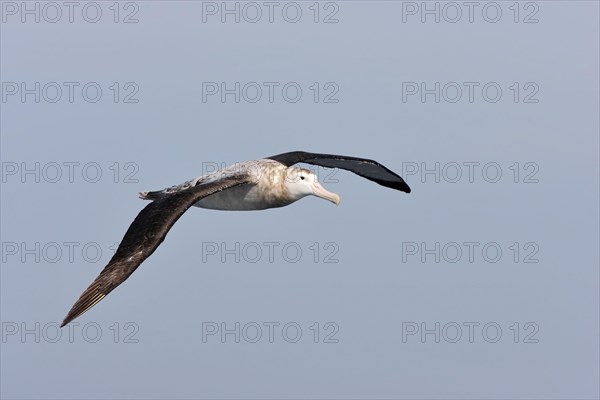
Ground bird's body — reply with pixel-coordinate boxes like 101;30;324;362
60;151;410;327
140;159;321;210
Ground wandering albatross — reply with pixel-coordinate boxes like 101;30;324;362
60;151;411;327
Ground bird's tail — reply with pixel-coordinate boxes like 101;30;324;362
139;190;164;201
139;178;202;201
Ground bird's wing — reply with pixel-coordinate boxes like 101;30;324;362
60;173;252;327
267;151;411;193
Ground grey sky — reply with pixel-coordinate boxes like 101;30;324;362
1;1;598;399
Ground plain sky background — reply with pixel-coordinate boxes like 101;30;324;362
1;1;598;399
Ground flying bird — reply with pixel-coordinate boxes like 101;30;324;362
60;151;411;327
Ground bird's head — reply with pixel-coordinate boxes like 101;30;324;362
284;167;340;206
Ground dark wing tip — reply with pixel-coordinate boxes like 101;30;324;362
397;178;411;193
400;181;411;193
61;282;107;328
380;178;411;193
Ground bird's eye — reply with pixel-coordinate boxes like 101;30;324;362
300;176;305;180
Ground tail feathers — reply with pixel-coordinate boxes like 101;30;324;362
139;190;164;201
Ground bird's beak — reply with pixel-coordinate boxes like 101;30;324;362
312;181;340;206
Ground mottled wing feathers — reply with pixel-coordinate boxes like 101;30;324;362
267;151;411;193
60;174;252;327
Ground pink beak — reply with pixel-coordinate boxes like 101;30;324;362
312;181;340;205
